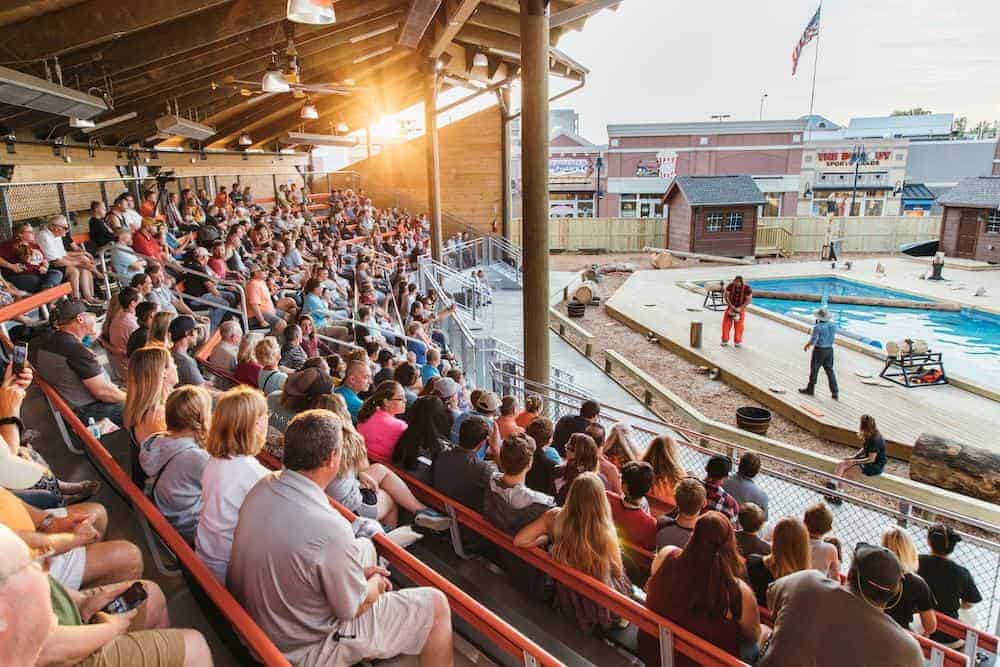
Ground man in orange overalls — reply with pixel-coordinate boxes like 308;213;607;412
721;275;752;347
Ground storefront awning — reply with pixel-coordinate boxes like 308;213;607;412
811;184;893;192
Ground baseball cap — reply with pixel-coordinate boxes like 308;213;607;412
852;542;904;596
284;367;334;398
168;315;197;339
475;391;501;413
193;246;210;257
435;377;460;399
55;299;89;324
0;445;47;490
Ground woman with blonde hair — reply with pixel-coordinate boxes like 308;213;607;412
147;310;174;348
515;472;631;632
233;333;262;386
603;422;640;467
195;386;270;583
255;336;287;394
139;386;213;543
745;517;810;606
123;347;179;488
882;527;937;635
642;434;687;509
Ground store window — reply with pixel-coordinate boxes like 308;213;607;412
550;192;595;218
988;209;1000;234
811;191;888;217
619;193;664;218
762;192;782;217
725;212;744;231
865;196;884;217
706;212;724;232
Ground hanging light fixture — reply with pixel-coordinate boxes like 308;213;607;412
286;0;336;25
262;52;291;93
472;51;488;68
300;98;319;120
335;121;349;134
238;134;253;146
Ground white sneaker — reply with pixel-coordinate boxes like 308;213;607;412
720;341;728;347
734;343;742;348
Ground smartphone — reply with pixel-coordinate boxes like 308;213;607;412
100;582;148;615
11;343;27;375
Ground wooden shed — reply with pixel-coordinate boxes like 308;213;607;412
661;175;765;257
936;177;1000;262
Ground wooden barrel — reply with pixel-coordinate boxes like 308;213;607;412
910;434;1000;503
574;281;599;304
736;406;772;436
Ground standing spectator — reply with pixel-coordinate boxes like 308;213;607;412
757;545;922;667
432;416;495;512
745;517;810;606
514;393;542;429
918;523;981;643
551;399;600;456
642;435;686;509
208;320;242;388
228;409;455;666
485;433;556;535
0;222;64;293
882;527;937;637
610;461;658;551
803;503;841;579
735;502;772;559
356;381;409;465
704;455;740;524
833;414;886;482
32;300;126;426
723;452;769;520
336;359;372;422
196;386;270;583
720;275;752;347
656;478;706;550
495;396;525;440
525;417;560;495
799;307;839;400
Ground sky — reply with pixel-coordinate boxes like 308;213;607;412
547;0;1000;141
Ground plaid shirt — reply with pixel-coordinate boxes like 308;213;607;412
704;479;740;523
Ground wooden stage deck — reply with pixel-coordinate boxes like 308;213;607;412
604;260;1000;459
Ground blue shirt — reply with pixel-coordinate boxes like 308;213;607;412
406;338;428;365
420;363;440;385
450;409;494;445
335;386;363;423
809;321;837;348
303;293;329;327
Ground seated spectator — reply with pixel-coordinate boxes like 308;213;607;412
450;391;501;458
524;417;560;496
603;422;640;467
393;395;452;479
88;200;117;249
485;433;556;535
918;523;981;643
109;228;146;284
107;287;141;377
335;359;371;422
610;461;657;551
245;263;287;331
832;414;887;484
372;348;396;386
704;455;740;524
36;215;100;303
233;333;262;386
124;346;179;467
32;300;126;426
268;366;333;437
554;433;602;505
279;324;307;370
757;544;922;667
432;416;495;512
587;422;622;496
357;381;409;465
228;409;454;665
430;376;462;422
298;314;332;359
735;502;772;559
515;472;632;633
394;360;421;408
420;347;441;385
551;399;600;457
514;393;542;429
642;434;686;509
723;452;769;520
746;517;810;606
139;386;212;544
147;311;173;347
656;478;706;550
169;315;215;393
495;396;524;440
0;524;55;664
208;320;242;388
256;336;288;395
803;502;841;579
0;222;63;294
181;246;238;332
196;386;270;583
882;527;936;637
126;301;159;358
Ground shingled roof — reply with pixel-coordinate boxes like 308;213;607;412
936;177;1000;208
662;175;766;206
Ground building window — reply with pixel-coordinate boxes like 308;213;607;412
620;193;664;218
550;192;594;218
988;209;1000;234
763;192;782;217
705;212;724;232
725;211;744;231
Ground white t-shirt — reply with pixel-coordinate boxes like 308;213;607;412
35;228;67;261
123;208;143;231
196;455;270;583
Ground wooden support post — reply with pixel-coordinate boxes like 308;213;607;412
520;0;551;386
366;125;373;159
500;85;513;240
425;65;444;262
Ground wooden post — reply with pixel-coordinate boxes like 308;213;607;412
520;0;551;386
365;125;373;159
425;65;443;262
500;85;512;240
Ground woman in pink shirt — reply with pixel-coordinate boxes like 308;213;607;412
108;286;141;376
356;380;408;465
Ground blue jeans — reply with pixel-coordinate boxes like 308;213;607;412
75;400;124;428
13;489;64;509
197;292;237;331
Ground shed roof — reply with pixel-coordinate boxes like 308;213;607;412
900;183;935;200
662;175;766;206
935;177;1000;208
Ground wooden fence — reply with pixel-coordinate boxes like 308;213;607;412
509;217;667;251
757;215;942;254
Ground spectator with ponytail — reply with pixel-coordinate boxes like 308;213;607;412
918;523;981;643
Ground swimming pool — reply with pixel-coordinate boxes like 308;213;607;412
747;277;1000;389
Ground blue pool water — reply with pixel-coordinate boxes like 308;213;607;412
747;277;1000;389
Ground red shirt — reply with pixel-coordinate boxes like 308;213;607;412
0;240;46;273
725;282;752;308
131;231;163;261
609;494;657;551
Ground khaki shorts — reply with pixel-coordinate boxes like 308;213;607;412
80;629;186;667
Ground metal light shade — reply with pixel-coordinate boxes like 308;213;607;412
472;52;488;67
300;102;319;120
262;69;291;93
238;134;252;146
287;0;336;25
336;121;349;134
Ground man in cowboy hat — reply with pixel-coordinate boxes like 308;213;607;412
799;307;839;400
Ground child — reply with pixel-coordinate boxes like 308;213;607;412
735;502;771;558
610;461;657;551
279;324;307;371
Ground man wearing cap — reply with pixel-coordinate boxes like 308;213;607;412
170;315;218;396
799;307;839;400
450;391;502;460
181;245;238;332
757;543;922;666
268;367;334;435
33;300;127;426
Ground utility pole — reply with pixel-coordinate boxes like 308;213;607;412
849;143;865;217
759;93;768;120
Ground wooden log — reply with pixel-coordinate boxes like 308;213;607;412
651;251;673;269
751;290;962;312
642;246;754;266
910;434;1000;503
574;281;599;304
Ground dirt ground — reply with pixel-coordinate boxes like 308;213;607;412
550;251;909;479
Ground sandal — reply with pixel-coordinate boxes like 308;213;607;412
59;480;102;503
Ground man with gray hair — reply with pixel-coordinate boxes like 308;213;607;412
36;215;101;304
229;409;454;666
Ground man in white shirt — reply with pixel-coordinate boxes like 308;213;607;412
35;215;100;304
121;193;143;231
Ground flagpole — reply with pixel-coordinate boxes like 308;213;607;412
807;5;822;125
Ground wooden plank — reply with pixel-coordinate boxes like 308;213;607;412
428;0;483;58
398;0;443;48
642;246;754;265
550;0;620;28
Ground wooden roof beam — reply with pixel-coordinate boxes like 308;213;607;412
398;0;442;49
427;0;483;58
550;0;620;28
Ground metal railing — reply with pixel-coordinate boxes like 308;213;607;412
441;234;523;285
417;255;490;325
490;366;1000;636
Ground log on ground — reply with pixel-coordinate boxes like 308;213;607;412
910;433;1000;503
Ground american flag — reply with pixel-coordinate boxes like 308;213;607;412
792;4;821;76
